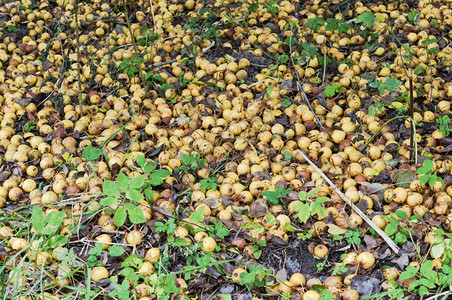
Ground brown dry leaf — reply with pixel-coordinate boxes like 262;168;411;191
248;200;267;217
275;268;288;282
363;235;383;250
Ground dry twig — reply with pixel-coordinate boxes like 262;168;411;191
297;149;400;254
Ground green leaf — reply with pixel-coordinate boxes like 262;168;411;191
117;172;129;193
295;203;311;223
108;245;125;257
103;180;120;198
407;10;419;24
399;266;418;280
414;65;426;75
306;16;325;31
395;210;408;219
419;174;429;185
324;83;342;97
385;223;397;236
262;191;279;205
190;206;205;223
355;11;375;27
89;243;104;256
149;169;171;186
130;175;146;189
100;196;118;206
32;206;46;234
126;188;144;202
114;206;127;227
385;78;402;92
82;145;102;161
48;235;68;248
125;204;146;224
121;254;143;269
137;155;146;168
144;161;157;173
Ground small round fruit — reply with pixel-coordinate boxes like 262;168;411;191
231;268;246;282
357;252;375;269
383;267;399;280
289;272;306;286
303;290;321;300
95;234;112;250
202;236;217;252
313;244;328;258
342;289;359;300
371;215;387;229
91;267;109;281
145;248;161;263
126;230;142;246
138;261;155;276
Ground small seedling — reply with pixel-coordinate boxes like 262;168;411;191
416;159;445;188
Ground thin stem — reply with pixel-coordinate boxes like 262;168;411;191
75;2;83;118
359;116;407;152
409;71;415;162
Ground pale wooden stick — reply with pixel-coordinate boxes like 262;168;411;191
297;149;400;254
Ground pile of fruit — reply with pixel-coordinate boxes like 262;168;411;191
0;0;451;299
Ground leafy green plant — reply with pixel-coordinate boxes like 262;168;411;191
292;189;328;223
240;263;272;290
416;159;445;188
436;115;452;137
87;243;124;267
23;119;37;132
118;53;144;78
355;11;375;27
100;155;171;227
306;16;325;32
369;77;403;95
324;83;343;98
242;221;267;259
262;187;292;205
332;264;348;276
31;206;69;249
344;229;361;246
383;210;416;245
199;177;218;191
155;218;177;236
82;145;102;161
177;153;207;174
398;260;438;296
325;18;351;33
407;10;420;25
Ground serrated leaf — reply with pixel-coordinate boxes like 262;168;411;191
114;206;127;227
117;172;129;193
126;188;144;202
125;204;146;224
355;11;375;27
100;196;119;206
385;78;402;92
324;83;342;97
103;180;120;198
82;145;102;161
130;175;146;189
